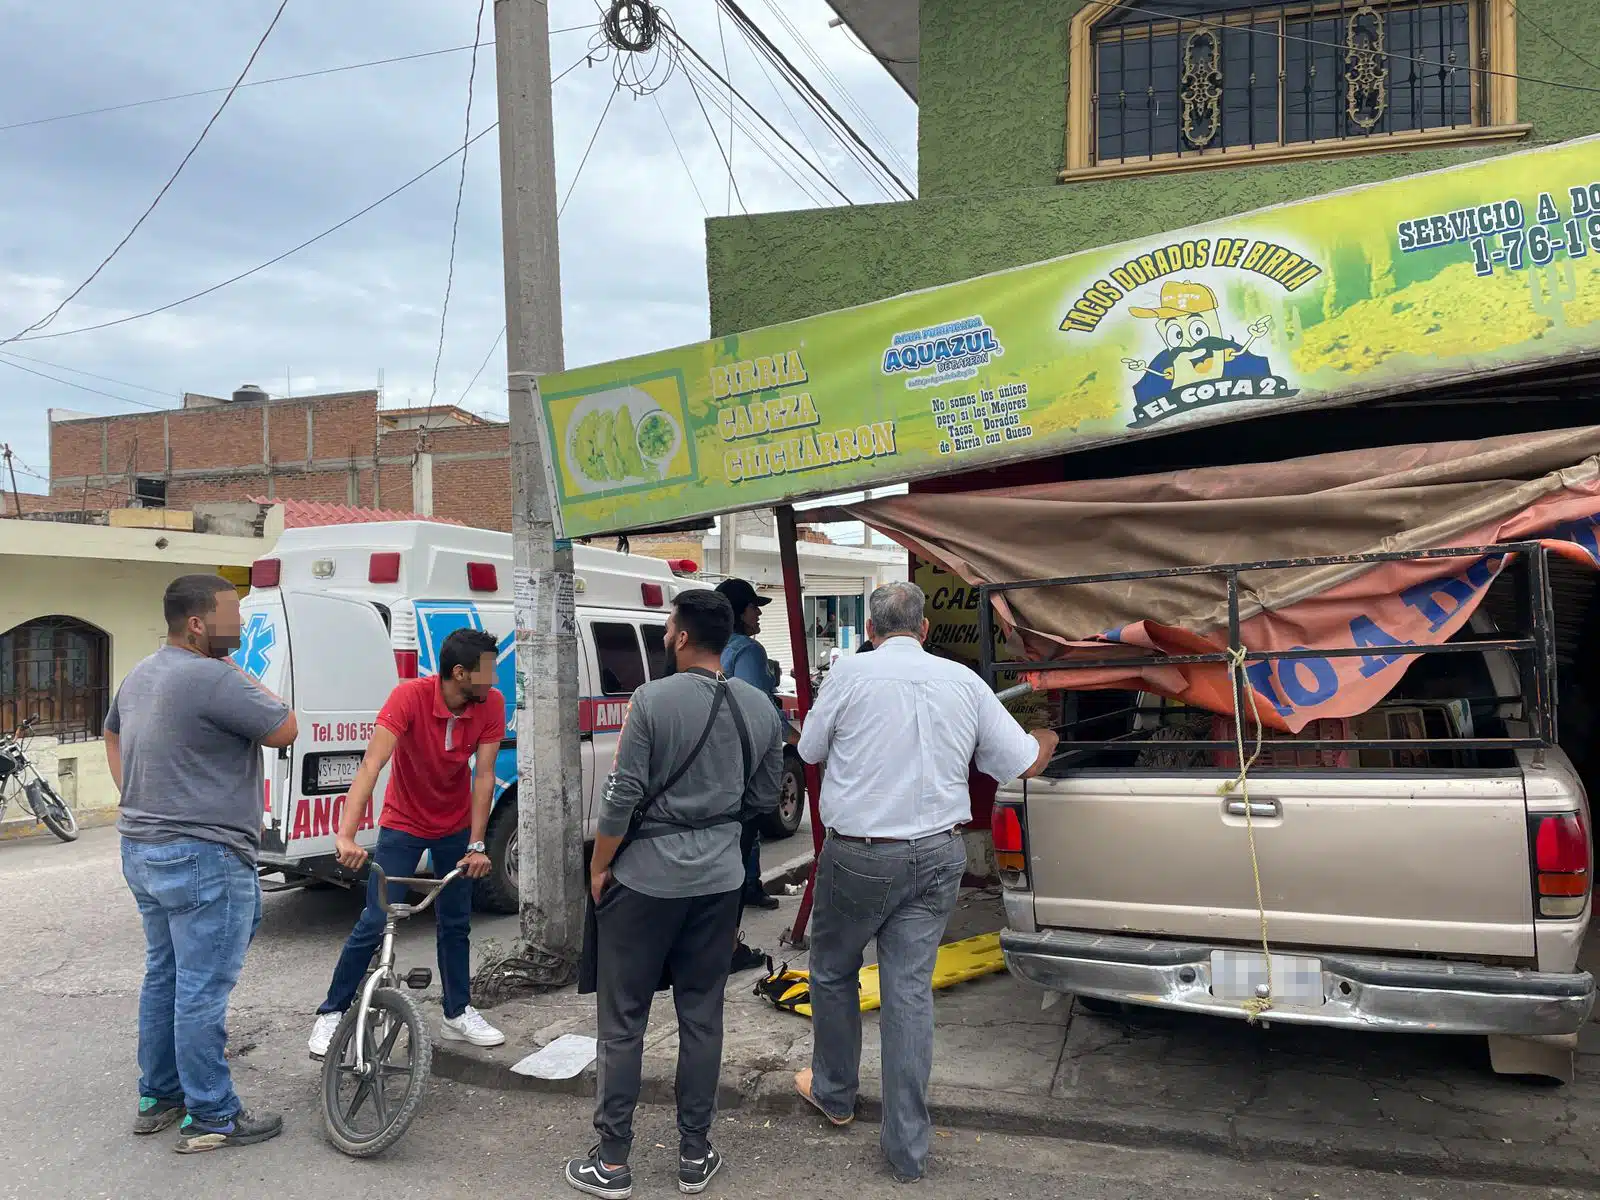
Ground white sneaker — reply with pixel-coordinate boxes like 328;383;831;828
440;1005;504;1047
308;1011;342;1059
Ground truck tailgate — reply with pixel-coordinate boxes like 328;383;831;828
1023;771;1536;959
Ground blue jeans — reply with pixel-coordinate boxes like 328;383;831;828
808;831;967;1180
121;838;262;1123
319;826;473;1020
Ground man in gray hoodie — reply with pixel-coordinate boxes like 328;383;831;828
566;588;784;1199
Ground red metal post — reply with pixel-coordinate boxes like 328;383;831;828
777;504;825;948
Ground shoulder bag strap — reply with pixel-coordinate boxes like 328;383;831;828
615;682;728;858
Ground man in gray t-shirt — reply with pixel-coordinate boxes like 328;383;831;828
107;575;296;1153
565;590;782;1199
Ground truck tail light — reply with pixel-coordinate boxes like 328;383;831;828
251;558;281;588
641;582;664;607
1533;812;1590;918
394;650;418;679
467;562;498;591
991;802;1028;889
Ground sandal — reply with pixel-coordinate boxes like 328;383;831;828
794;1069;854;1127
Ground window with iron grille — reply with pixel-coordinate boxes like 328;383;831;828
1092;0;1487;166
0;617;110;739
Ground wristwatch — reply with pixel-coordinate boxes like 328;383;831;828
466;841;487;855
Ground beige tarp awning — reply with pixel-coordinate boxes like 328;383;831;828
842;427;1600;729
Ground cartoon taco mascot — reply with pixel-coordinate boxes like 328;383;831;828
1122;280;1274;409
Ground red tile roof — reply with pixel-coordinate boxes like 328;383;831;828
255;499;465;529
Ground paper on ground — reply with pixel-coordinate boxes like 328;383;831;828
511;1033;597;1079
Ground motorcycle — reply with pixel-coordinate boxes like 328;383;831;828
0;716;79;843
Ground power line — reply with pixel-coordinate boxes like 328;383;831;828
0;350;175;396
681;58;754;213
0;352;169;410
679;53;826;209
4;39;604;351
0;24;600;135
5;0;292;344
652;94;710;216
668;29;852;204
679;51;831;206
758;0;916;182
729;9;843;203
14;122;499;344
1509;0;1600;76
716;0;913;200
831;20;918;66
425;0;488;416
716;1;736;213
455;324;506;407
559;85;621;217
1099;0;1600;97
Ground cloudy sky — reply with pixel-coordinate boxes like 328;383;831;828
0;0;916;494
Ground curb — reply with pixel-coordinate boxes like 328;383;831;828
430;1050;1595;1190
758;846;816;893
0;808;115;842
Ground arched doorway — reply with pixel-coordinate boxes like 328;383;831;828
0;616;111;740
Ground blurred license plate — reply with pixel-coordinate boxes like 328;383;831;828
316;754;361;792
1210;950;1324;1007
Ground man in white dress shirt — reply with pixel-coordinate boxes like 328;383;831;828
793;581;1058;1182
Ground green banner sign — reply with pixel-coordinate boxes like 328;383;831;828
538;137;1600;538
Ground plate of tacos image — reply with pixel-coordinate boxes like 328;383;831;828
563;386;682;492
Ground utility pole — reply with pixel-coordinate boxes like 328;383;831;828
2;444;22;517
494;0;584;985
718;513;738;576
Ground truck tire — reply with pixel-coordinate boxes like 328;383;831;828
474;795;519;915
760;752;806;841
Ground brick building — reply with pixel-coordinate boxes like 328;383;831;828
40;386;516;530
22;385;707;563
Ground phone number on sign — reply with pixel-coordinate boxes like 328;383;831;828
1471;217;1600;276
310;722;377;745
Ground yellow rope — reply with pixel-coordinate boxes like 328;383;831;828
1218;644;1273;1022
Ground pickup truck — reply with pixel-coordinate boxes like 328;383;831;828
995;611;1596;1073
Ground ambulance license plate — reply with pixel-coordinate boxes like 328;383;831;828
316;753;362;792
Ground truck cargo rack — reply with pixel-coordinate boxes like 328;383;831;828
976;542;1559;757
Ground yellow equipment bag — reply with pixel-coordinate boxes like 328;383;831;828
753;932;1006;1019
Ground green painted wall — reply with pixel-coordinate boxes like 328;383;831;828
706;0;1600;337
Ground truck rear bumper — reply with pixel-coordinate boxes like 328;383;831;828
1001;928;1595;1036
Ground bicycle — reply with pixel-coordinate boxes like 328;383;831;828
0;716;78;843
320;864;463;1157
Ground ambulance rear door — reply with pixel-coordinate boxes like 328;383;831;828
236;586;292;861
279;589;398;865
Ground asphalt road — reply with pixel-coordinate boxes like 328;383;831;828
2;826;1588;1200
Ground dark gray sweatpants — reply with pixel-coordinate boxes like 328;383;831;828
593;883;741;1164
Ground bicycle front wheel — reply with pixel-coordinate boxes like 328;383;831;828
321;986;431;1157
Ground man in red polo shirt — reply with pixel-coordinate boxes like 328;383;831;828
307;628;507;1055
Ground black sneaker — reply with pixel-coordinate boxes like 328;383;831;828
564;1146;633;1198
132;1096;185;1135
679;1145;723;1194
730;940;768;974
743;886;780;911
173;1107;283;1154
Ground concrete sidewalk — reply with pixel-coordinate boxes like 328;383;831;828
436;889;1600;1189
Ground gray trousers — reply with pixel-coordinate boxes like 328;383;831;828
594;883;741;1164
808;830;967;1180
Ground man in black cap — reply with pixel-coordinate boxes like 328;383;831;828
715;579;783;931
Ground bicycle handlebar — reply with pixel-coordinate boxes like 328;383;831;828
369;865;466;915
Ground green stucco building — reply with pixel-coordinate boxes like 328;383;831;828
709;0;1595;341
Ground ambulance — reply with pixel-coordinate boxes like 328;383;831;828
237;522;806;912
